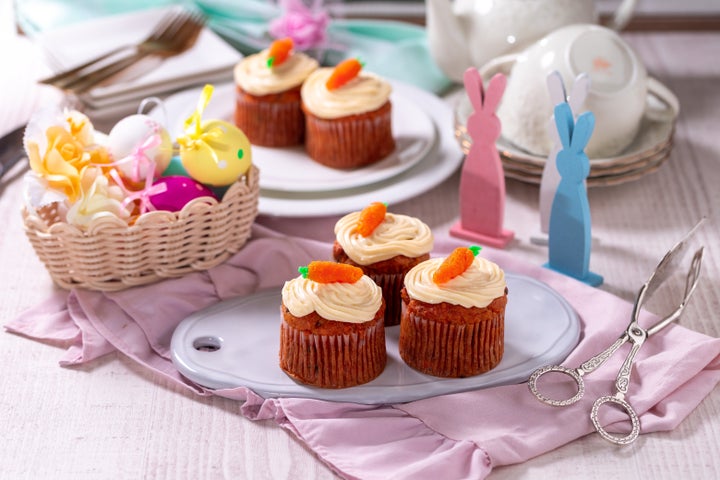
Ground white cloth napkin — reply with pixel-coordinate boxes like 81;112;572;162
37;5;242;117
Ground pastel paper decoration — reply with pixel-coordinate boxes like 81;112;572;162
544;103;603;286
450;68;514;248
269;0;329;51
531;71;590;246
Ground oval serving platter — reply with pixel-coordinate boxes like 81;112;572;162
171;273;580;404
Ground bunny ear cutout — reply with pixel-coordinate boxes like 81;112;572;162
462;67;485;112
482;73;507;114
554;102;574;149
546;71;567;106
568;73;591;114
570;111;595;153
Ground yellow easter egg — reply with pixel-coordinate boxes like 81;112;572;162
179;120;252;187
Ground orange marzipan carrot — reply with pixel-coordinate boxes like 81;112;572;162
356;202;387;237
300;261;363;284
432;246;480;284
267;37;294;67
326;58;363;90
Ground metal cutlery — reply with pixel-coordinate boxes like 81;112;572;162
39;9;204;94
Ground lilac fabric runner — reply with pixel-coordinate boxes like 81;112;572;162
6;225;720;479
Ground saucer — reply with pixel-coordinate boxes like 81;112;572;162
502;141;672;187
454;78;678;186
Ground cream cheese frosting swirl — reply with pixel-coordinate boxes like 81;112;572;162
335;212;433;265
404;256;506;308
301;67;392;119
282;275;383;323
234;51;318;95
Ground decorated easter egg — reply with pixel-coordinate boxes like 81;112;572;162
107;114;173;183
179;119;252;187
148;175;218;212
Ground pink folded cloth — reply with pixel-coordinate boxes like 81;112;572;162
6;224;720;479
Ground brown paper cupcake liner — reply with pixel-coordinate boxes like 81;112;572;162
304;102;395;169
235;88;304;147
279;316;386;388
399;311;504;378
369;272;405;327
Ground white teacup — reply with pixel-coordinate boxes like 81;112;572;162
481;24;678;158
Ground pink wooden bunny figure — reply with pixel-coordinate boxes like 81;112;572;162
450;68;514;248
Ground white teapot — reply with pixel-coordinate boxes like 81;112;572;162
426;0;637;82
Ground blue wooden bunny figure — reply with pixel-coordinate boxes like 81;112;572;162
546;102;603;286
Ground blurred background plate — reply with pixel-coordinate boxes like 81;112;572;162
153;79;464;217
158;82;437;193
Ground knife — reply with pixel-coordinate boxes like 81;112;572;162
0;124;26;180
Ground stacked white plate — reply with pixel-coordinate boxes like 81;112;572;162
454;83;678;187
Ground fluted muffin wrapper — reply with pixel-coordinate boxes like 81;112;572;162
399;309;504;378
369;272;405;327
279;315;386;388
235;87;304;147
303;102;395;169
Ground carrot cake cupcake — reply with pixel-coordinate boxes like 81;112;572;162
399;246;508;378
280;261;386;388
234;37;319;146
301;58;395;168
333;202;433;326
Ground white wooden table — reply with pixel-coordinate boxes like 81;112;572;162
1;2;718;478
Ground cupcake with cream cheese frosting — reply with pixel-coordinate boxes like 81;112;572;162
399;246;507;378
234;37;319;147
333;202;433;326
280;261;386;388
301;58;395;168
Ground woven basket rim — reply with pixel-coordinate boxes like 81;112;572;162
22;165;260;291
22;164;259;235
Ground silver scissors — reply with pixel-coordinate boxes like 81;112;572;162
528;219;705;445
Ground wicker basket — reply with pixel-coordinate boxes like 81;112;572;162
23;165;260;291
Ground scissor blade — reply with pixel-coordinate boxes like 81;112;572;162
644;217;706;300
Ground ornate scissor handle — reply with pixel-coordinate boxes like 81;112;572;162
527;365;585;407
528;333;629;407
591;395;641;445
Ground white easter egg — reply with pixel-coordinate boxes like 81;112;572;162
107;114;173;182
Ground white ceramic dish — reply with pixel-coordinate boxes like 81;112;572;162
155;80;463;217
171;273;581;404
455;82;677;169
158;83;436;193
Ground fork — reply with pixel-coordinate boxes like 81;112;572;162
40;9;204;94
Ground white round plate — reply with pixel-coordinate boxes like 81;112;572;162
154;80;463;217
171;273;580;404
257;81;462;217
156;83;435;193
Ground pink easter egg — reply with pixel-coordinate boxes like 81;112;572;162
149;176;218;212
